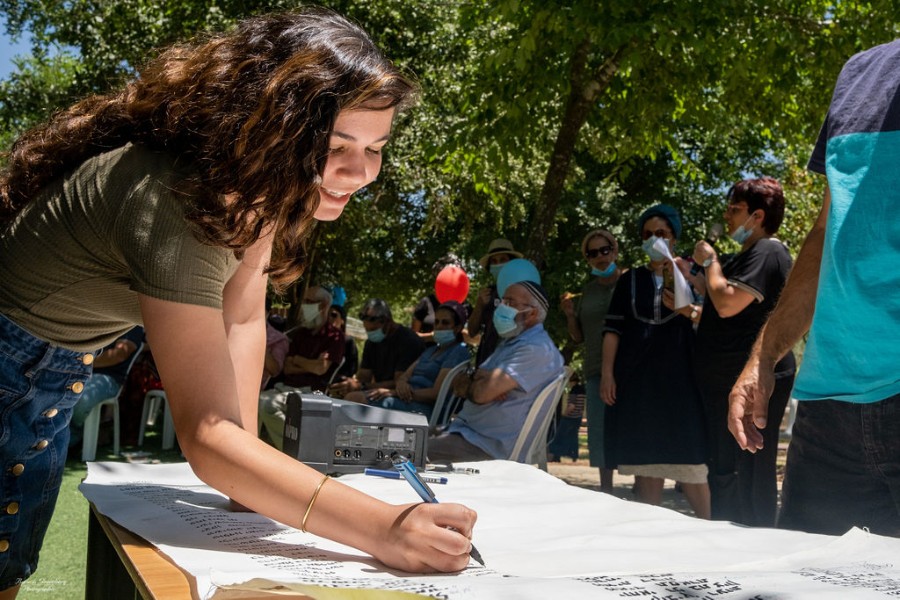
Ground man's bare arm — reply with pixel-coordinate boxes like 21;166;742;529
729;185;830;450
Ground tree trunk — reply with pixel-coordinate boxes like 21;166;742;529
525;42;626;267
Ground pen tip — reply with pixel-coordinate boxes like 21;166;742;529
469;545;485;566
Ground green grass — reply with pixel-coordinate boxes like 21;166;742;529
18;431;184;599
19;460;88;599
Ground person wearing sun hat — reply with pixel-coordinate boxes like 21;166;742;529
468;238;525;366
428;273;564;463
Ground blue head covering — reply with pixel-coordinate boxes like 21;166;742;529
496;258;541;296
637;204;682;240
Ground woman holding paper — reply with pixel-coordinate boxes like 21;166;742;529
0;9;475;597
600;205;710;518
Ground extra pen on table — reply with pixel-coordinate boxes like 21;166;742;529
364;468;448;485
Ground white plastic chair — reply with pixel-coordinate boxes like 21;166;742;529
507;367;572;471
429;361;469;429
326;356;346;388
81;342;145;462
138;390;176;450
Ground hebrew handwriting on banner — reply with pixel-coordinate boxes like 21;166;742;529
86;462;900;600
576;574;757;600
795;563;900;596
116;483;476;597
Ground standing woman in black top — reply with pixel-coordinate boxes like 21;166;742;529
0;9;476;597
686;177;795;526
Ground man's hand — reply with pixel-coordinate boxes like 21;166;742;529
328;377;359;398
450;371;470;398
728;356;775;452
476;287;492;308
692;240;717;267
365;387;394;402
396;378;413;401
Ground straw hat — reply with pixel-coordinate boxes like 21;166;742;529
478;238;523;269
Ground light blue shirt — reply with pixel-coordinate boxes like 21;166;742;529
449;324;564;458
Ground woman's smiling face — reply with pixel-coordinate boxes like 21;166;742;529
315;107;395;221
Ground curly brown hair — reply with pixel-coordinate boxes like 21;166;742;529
0;7;417;287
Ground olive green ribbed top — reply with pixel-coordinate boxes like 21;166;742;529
0;143;238;352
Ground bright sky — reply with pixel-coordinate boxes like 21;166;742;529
0;20;33;79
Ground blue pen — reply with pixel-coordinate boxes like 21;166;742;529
364;468;448;485
392;457;485;566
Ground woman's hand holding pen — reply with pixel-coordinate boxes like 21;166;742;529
372;502;477;572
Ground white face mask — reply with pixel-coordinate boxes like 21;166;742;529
300;303;323;328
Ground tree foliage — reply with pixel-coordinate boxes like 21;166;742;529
1;1;897;346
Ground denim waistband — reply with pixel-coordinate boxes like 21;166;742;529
0;312;93;376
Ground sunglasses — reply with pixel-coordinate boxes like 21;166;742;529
359;314;385;323
585;246;613;259
641;228;672;240
329;311;341;319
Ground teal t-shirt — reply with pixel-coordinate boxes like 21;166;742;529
798;40;900;403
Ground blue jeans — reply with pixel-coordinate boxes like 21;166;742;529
0;313;94;589
779;394;900;537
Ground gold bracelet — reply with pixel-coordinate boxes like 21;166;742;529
300;474;330;533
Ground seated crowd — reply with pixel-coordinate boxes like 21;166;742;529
254;237;569;468
128;211;795;528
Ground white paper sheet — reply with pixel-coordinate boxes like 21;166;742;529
652;237;693;309
81;461;900;599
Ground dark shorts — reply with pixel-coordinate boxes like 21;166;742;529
0;313;94;589
779;394;900;537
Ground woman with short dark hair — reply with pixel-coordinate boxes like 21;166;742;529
688;177;796;527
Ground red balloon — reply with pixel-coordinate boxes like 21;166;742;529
434;265;470;303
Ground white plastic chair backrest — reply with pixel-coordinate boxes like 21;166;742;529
429;361;470;428
326;356;346;388
507;368;571;465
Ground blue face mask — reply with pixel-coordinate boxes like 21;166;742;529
641;236;667;262
493;303;524;338
489;263;505;279
432;329;457;346
591;262;617;278
730;217;754;245
366;328;386;343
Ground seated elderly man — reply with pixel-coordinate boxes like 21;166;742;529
329;298;425;403
259;285;345;449
428;280;564;462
